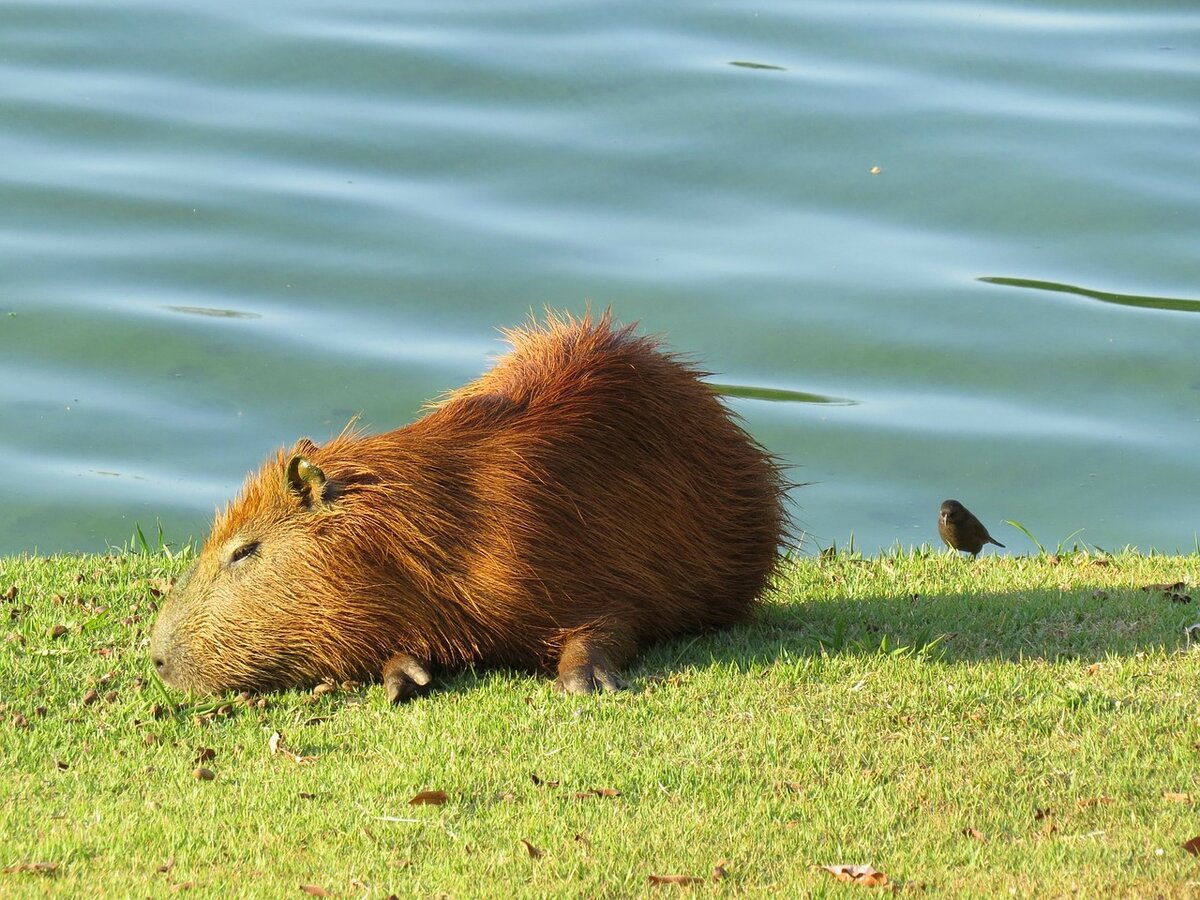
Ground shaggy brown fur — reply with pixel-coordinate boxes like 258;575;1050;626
149;311;788;699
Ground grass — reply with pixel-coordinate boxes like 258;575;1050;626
2;547;1200;897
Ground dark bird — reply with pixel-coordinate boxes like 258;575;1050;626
938;499;1005;557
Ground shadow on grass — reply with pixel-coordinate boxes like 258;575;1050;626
421;578;1196;700
631;580;1197;679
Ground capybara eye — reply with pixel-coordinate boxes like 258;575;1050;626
229;541;260;565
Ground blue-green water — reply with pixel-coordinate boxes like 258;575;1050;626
2;2;1198;555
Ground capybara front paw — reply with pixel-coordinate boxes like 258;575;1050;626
382;652;433;704
555;637;629;694
555;663;628;695
555;635;631;695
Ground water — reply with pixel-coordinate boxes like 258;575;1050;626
2;1;1198;556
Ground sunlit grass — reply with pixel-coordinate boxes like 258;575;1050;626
2;549;1199;896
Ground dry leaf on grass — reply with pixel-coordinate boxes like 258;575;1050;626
193;767;215;781
409;789;449;806
962;827;987;842
300;885;331;897
530;772;559;787
2;862;59;875
146;578;175;598
157;858;176;874
711;863;728;882
1183;836;1200;856
1141;582;1193;603
648;874;704;886
817;864;890;887
1076;796;1115;808
571;787;621;800
194;747;216;764
267;731;317;764
1164;792;1192;803
1034;809;1056;836
520;839;544;859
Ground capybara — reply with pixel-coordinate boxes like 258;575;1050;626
150;310;787;701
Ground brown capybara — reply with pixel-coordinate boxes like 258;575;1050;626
149;310;788;701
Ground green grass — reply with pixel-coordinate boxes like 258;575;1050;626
3;548;1200;897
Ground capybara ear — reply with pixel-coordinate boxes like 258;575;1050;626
286;453;328;508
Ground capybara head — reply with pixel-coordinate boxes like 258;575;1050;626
150;439;414;693
150;310;788;699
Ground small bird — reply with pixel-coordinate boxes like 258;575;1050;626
938;499;1005;557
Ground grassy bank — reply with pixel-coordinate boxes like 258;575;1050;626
2;548;1200;897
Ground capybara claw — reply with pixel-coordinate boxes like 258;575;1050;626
383;652;433;704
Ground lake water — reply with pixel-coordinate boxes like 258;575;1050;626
2;2;1198;556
